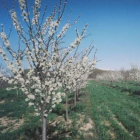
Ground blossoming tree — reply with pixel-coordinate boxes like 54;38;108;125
96;71;124;85
130;64;140;83
0;0;97;139
60;47;96;121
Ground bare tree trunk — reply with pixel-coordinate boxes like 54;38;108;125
74;91;76;107
42;107;47;140
77;89;80;98
66;91;68;121
76;89;79;98
125;82;128;90
16;89;18;97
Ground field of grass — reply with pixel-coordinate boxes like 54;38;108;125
0;80;140;140
104;81;140;96
86;80;140;140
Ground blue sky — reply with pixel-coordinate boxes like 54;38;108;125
0;0;140;70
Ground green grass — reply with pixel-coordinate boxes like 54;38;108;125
86;80;140;140
102;80;140;96
0;88;86;140
0;88;41;140
0;80;140;140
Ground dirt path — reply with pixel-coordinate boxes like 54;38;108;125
84;87;98;140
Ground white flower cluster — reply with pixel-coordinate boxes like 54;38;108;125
10;10;21;31
18;0;29;22
70;36;82;49
96;71;124;83
35;0;41;8
0;47;9;62
42;17;52;35
48;20;59;37
32;0;41;25
0;32;10;49
18;0;26;10
60;54;96;97
130;65;140;82
57;23;69;38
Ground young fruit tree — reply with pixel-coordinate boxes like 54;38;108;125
0;0;96;139
60;49;96;121
130;64;140;83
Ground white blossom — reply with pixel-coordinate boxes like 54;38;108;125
28;102;34;106
27;95;35;100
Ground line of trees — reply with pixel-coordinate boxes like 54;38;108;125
96;65;140;86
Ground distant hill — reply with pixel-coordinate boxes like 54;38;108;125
88;68;108;79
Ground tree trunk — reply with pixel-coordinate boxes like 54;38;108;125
16;89;18;97
42;109;47;140
77;89;80;98
125;82;128;90
66;91;68;121
74;91;77;107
